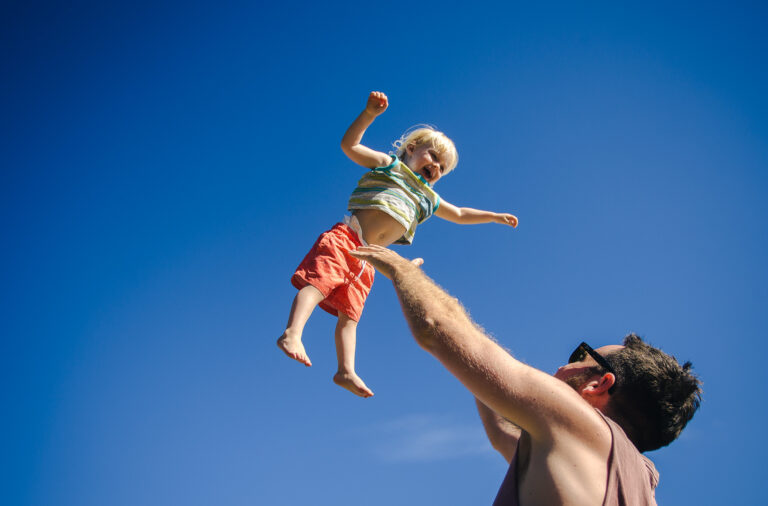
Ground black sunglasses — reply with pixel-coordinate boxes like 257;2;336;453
568;342;617;394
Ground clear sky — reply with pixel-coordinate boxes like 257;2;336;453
3;1;767;504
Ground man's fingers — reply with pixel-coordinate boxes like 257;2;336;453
351;245;417;265
350;245;382;258
352;245;387;254
350;245;416;266
350;246;422;280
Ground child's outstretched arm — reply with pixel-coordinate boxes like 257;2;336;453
435;200;519;227
341;91;393;169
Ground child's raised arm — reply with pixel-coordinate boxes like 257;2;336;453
435;200;519;228
341;92;393;169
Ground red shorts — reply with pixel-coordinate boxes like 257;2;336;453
291;223;375;322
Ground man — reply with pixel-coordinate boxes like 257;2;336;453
351;246;701;506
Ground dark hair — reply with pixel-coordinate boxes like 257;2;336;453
602;334;702;452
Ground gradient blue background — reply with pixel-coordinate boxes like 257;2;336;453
3;1;767;504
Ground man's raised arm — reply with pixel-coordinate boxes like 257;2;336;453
350;246;605;444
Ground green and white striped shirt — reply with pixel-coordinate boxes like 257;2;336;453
348;156;441;245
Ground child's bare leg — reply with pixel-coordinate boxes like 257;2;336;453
332;314;374;398
277;285;325;367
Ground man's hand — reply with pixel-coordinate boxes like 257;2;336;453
350;245;423;280
365;91;388;117
495;213;519;228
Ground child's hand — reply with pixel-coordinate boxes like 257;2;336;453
365;91;388;117
496;213;519;228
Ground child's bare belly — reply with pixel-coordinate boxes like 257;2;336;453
352;209;407;247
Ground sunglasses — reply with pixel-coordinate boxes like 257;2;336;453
568;342;617;394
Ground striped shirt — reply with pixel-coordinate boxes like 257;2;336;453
348;156;441;245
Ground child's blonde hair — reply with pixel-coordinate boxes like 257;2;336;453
392;125;458;174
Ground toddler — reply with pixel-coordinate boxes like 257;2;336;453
277;91;518;398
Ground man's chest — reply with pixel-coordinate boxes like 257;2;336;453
515;432;607;506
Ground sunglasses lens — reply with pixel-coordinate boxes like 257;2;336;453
569;345;585;363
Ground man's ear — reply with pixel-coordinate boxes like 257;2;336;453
406;143;415;154
581;373;615;411
584;373;615;397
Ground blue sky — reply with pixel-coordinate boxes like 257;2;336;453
2;1;767;504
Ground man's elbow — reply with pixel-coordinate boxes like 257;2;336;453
411;316;439;351
486;432;517;464
410;310;464;353
490;438;510;459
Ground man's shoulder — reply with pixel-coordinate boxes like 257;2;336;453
596;410;660;503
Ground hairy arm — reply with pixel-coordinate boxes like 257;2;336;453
476;397;521;463
340;91;393;169
435;200;518;227
350;246;604;444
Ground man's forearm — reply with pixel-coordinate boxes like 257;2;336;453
390;263;477;352
351;245;602;444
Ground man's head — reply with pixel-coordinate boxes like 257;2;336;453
556;334;702;452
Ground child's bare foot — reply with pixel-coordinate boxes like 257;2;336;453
277;333;312;367
333;371;374;398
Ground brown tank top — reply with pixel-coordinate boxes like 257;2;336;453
492;410;659;505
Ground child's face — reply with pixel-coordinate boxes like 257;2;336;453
405;143;449;185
